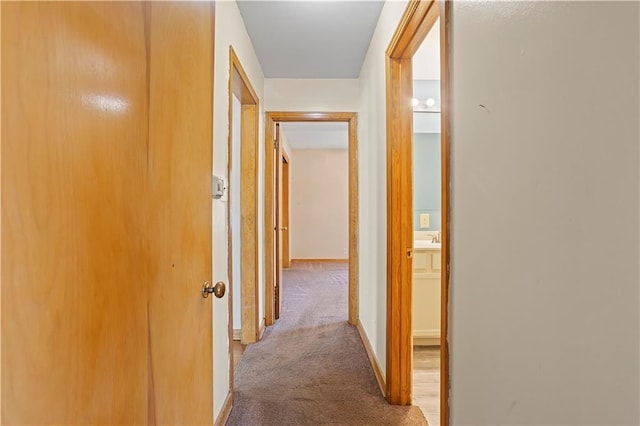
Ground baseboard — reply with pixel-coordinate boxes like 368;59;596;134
214;391;232;426
291;258;348;263
413;330;440;346
355;320;386;398
232;329;241;341
258;318;266;341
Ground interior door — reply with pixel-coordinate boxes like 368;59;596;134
2;3;214;424
282;155;291;268
146;3;214;424
274;123;283;319
2;3;150;422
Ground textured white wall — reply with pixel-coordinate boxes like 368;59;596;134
290;149;349;260
212;1;265;418
357;0;409;379
449;2;639;424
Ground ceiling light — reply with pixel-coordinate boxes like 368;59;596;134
411;98;419;107
426;98;436;107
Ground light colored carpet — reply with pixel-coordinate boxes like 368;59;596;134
226;261;427;425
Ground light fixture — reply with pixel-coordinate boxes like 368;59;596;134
411;98;419;107
426;98;436;107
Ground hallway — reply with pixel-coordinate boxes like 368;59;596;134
227;262;426;425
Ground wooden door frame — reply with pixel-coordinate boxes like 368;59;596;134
227;47;260;374
265;112;358;327
281;151;291;268
385;0;451;424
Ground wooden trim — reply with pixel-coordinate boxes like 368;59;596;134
265;117;275;326
385;53;414;406
387;1;440;59
439;3;452;424
228;47;260;347
281;150;290;268
290;258;349;264
214;391;233;426
385;1;451;424
348;115;359;325
265;111;359;327
0;2;4;417
356;320;386;398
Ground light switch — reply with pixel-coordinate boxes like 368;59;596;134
419;213;430;228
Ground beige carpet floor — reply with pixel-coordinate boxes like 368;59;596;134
226;261;427;425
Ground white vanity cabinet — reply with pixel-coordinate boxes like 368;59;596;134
412;247;441;346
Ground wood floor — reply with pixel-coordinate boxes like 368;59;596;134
413;346;440;426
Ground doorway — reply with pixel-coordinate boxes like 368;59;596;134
410;16;443;426
385;0;451;425
264;112;359;327
225;46;260;419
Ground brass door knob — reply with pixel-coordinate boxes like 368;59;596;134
202;281;226;299
280;227;288;231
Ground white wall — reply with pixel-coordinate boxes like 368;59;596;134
212;1;265;418
449;2;639;424
290;149;349;260
357;0;409;378
231;95;242;332
359;2;640;424
264;79;360;111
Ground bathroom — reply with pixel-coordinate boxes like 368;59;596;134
411;18;442;426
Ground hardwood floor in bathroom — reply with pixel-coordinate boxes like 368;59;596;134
413;346;440;426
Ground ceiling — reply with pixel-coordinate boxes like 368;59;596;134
236;1;384;78
281;122;348;149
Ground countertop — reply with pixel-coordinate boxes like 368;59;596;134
414;240;441;250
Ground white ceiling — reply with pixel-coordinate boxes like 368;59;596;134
281;122;348;150
236;1;384;78
413;19;440;80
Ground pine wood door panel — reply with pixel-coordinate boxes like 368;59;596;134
2;3;149;423
2;2;214;424
146;3;213;424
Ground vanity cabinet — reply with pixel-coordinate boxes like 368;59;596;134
412;247;441;346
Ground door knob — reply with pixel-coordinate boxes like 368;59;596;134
280;227;288;231
202;281;226;299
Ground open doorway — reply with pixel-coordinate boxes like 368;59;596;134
280;121;350;265
411;17;442;426
265;112;359;327
385;1;451;425
226;47;260;403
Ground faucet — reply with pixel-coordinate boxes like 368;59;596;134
431;232;441;243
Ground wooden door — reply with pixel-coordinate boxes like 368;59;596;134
274;124;283;319
145;3;214;424
282;154;291;268
2;3;214;424
2;3;150;422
